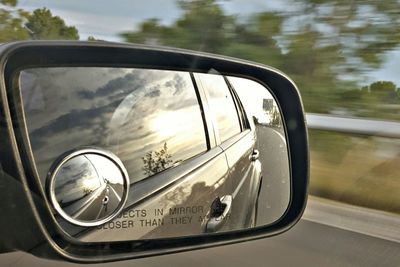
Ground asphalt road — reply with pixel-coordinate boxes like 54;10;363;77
255;125;290;225
2;202;399;267
3;196;400;266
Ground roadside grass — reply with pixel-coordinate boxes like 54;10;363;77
308;130;400;215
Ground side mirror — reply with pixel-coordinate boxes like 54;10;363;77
0;41;308;262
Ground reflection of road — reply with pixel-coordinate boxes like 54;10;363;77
255;125;290;225
70;184;123;221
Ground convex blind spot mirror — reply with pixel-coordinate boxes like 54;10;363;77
0;41;308;262
47;148;130;227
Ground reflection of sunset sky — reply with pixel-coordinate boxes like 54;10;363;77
20;68;206;185
110;103;206;183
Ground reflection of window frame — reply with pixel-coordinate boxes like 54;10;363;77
194;73;244;145
224;76;251;132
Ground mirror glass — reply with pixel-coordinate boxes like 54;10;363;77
19;67;290;241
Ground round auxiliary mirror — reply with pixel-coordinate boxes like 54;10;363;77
47;148;130;227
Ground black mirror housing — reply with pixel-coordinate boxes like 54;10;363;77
0;41;308;263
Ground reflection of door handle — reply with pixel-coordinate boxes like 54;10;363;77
205;195;232;233
251;149;259;161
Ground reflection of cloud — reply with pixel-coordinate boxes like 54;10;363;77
77;72;143;100
144;86;161;98
22;67;207;186
168;74;187;96
30;100;119;150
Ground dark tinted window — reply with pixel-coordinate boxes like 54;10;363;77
196;73;241;143
20;68;207;184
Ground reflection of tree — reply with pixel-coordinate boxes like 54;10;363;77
142;142;173;176
252;116;259;125
270;107;281;127
252;107;282;127
83;188;94;195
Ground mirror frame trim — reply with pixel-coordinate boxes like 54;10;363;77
0;41;309;263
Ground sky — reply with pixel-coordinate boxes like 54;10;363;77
15;0;400;86
16;0;299;41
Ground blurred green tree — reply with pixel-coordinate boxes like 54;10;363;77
122;0;233;53
121;0;400;120
0;0;29;42
1;1;79;42
25;8;79;40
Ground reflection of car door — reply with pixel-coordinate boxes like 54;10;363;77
222;87;260;228
194;73;260;230
85;147;233;241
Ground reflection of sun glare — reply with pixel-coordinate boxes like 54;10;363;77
150;111;191;139
81;175;101;192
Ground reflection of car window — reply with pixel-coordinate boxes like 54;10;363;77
196;73;241;143
228;76;282;129
20;68;208;185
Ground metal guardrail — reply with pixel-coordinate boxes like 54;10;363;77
306;113;400;139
